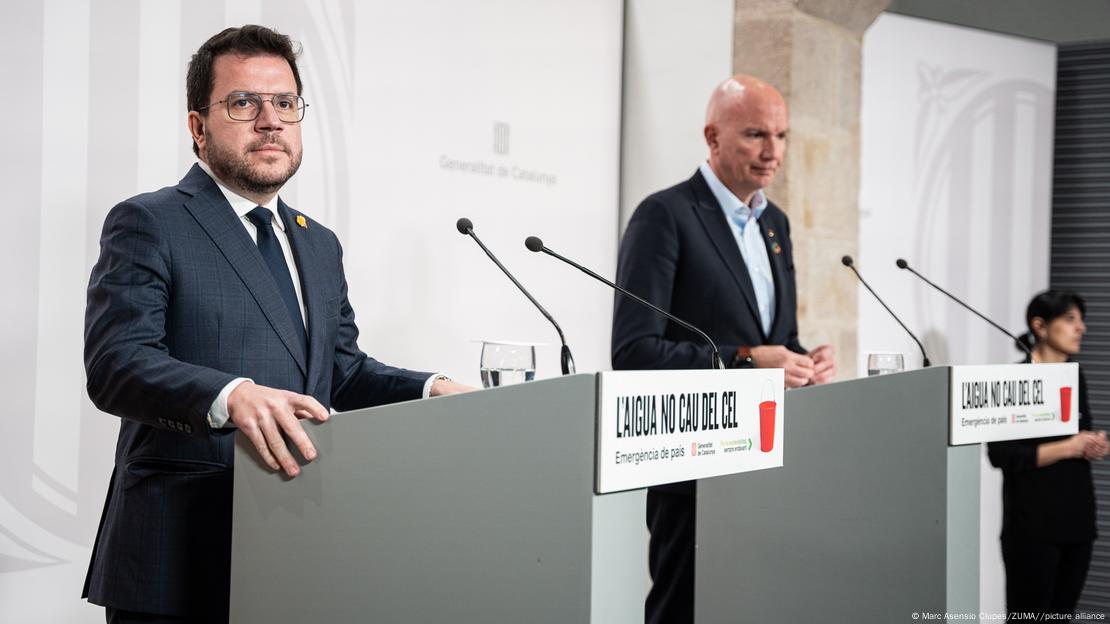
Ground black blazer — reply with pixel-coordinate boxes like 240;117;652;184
612;169;804;372
987;363;1096;543
82;165;430;617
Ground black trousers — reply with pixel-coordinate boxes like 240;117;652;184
1002;537;1092;619
645;487;696;624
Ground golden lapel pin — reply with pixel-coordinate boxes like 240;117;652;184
296;215;307;229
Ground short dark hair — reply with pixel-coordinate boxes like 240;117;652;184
186;25;303;155
1016;289;1086;352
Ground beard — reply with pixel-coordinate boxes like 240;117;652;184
205;131;302;196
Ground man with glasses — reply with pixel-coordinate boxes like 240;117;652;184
82;25;470;623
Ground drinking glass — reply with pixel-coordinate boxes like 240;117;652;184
480;341;536;388
867;352;904;376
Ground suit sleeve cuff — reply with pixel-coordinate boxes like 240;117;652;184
423;374;448;398
208;378;252;429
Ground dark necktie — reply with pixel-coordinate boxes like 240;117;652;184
246;206;308;357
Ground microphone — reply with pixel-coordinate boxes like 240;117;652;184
842;255;931;367
895;258;1031;357
456;218;575;375
525;236;725;370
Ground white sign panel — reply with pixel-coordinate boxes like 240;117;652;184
950;363;1079;445
595;369;784;494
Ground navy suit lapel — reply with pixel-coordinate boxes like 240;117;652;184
688;172;764;332
178;165;308;377
760;210;789;341
278;201;327;396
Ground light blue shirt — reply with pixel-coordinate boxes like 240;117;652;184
698;161;776;335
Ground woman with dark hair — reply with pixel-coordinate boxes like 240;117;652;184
988;289;1108;618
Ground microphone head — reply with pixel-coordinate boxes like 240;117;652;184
841;255;854;267
896;258;909;269
524;236;544;252
455;218;473;235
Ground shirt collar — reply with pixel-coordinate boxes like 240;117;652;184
196;160;285;232
698;160;766;224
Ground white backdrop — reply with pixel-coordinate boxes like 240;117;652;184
619;0;734;230
0;1;623;621
860;13;1056;615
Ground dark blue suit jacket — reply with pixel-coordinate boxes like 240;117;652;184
612;169;804;370
82;164;429;617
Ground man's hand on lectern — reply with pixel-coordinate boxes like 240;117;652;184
228;381;329;478
430;377;478;396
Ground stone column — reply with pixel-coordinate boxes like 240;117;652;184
733;0;888;379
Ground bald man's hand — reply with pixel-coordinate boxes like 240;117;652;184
808;345;837;385
750;346;814;388
227;381;329;478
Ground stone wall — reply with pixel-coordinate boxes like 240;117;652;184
733;0;888;378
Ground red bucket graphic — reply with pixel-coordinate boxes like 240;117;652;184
759;380;777;453
1060;386;1073;423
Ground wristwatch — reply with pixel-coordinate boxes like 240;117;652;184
731;346;754;369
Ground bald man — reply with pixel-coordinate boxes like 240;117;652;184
611;75;836;623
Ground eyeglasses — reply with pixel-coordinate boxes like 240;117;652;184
196;92;308;123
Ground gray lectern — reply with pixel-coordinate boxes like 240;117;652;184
229;374;647;623
696;367;980;622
